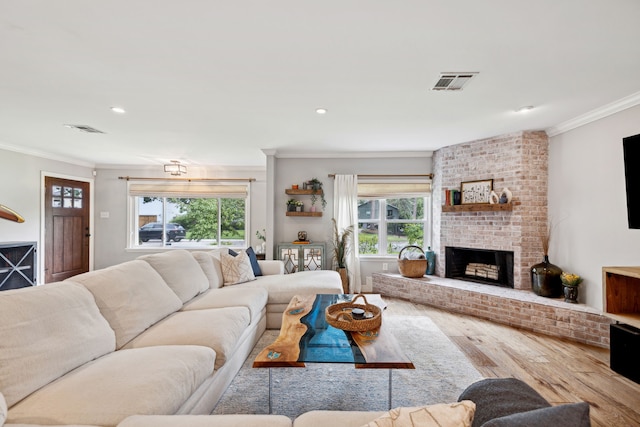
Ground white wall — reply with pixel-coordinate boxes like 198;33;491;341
0;148;94;282
272;155;432;289
93;166;266;269
549;104;640;310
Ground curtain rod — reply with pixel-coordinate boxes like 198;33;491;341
118;176;255;182
328;173;433;179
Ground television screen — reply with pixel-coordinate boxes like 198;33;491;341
623;133;640;229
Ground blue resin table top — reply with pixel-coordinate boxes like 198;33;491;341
253;294;414;369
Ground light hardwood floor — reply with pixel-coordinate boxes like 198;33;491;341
383;297;640;426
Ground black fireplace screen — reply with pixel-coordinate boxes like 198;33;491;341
445;247;514;288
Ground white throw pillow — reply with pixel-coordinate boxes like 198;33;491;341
220;250;256;286
360;401;476;427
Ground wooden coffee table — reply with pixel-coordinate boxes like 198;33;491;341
253;294;414;411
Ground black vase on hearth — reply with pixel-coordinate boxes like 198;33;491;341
530;255;563;298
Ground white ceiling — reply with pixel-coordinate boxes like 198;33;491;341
1;0;640;168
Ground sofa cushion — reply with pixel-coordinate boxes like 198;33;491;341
258;260;285;275
139;250;210;301
221;250;256;285
68;260;183;348
7;346;215;427
0;282;115;407
181;287;268;323
245;270;342;305
458;378;551;427
192;251;224;289
118;414;292;427
481;402;590;427
360;401;476;427
123;307;250;369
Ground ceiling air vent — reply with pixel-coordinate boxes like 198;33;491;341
63;124;105;134
431;72;478;91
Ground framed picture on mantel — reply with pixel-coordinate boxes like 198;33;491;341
461;179;493;204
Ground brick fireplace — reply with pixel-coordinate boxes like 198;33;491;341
432;131;549;290
445;246;514;288
372;131;612;349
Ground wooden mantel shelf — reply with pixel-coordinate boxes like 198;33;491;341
442;203;515;212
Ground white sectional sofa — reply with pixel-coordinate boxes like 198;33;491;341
0;249;342;427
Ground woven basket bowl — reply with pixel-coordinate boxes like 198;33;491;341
325;294;382;332
397;245;427;278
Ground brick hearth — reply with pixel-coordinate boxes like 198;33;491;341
373;273;611;348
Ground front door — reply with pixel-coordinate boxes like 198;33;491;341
44;177;90;283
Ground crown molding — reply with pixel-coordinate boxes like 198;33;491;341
269;150;433;159
0;141;95;168
546;91;640;137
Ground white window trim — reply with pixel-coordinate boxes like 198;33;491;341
125;180;251;251
357;194;432;257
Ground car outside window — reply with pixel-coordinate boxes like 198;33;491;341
132;196;247;249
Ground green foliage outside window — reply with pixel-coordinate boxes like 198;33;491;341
171;198;245;241
140;196;245;245
358;233;378;254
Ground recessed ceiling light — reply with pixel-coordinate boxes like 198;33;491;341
315;108;327;115
515;106;534;113
111;106;126;114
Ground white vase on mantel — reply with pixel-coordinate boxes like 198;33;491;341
499;188;512;204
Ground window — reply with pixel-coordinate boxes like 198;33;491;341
356;181;431;256
128;181;249;249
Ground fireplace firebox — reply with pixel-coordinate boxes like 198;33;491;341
445;246;514;288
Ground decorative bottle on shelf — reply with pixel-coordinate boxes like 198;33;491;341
425;246;436;275
530;255;563;297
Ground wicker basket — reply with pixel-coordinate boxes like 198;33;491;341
325;294;382;332
397;245;427;278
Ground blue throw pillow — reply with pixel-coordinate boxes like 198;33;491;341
245;247;263;277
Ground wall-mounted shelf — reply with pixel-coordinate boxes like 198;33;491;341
442;203;514;212
603;266;640;329
285;189;323;196
285;188;324;217
286;211;322;217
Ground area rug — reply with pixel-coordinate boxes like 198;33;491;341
212;315;484;419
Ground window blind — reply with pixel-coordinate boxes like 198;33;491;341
357;181;431;198
129;182;248;198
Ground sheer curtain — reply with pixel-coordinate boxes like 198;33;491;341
333;175;361;293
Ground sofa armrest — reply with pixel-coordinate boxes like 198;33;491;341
258;260;285;275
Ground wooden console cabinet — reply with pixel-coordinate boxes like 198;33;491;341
277;242;325;274
603;266;640;329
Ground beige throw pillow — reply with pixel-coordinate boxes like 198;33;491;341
361;401;476;427
220;250;256;285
